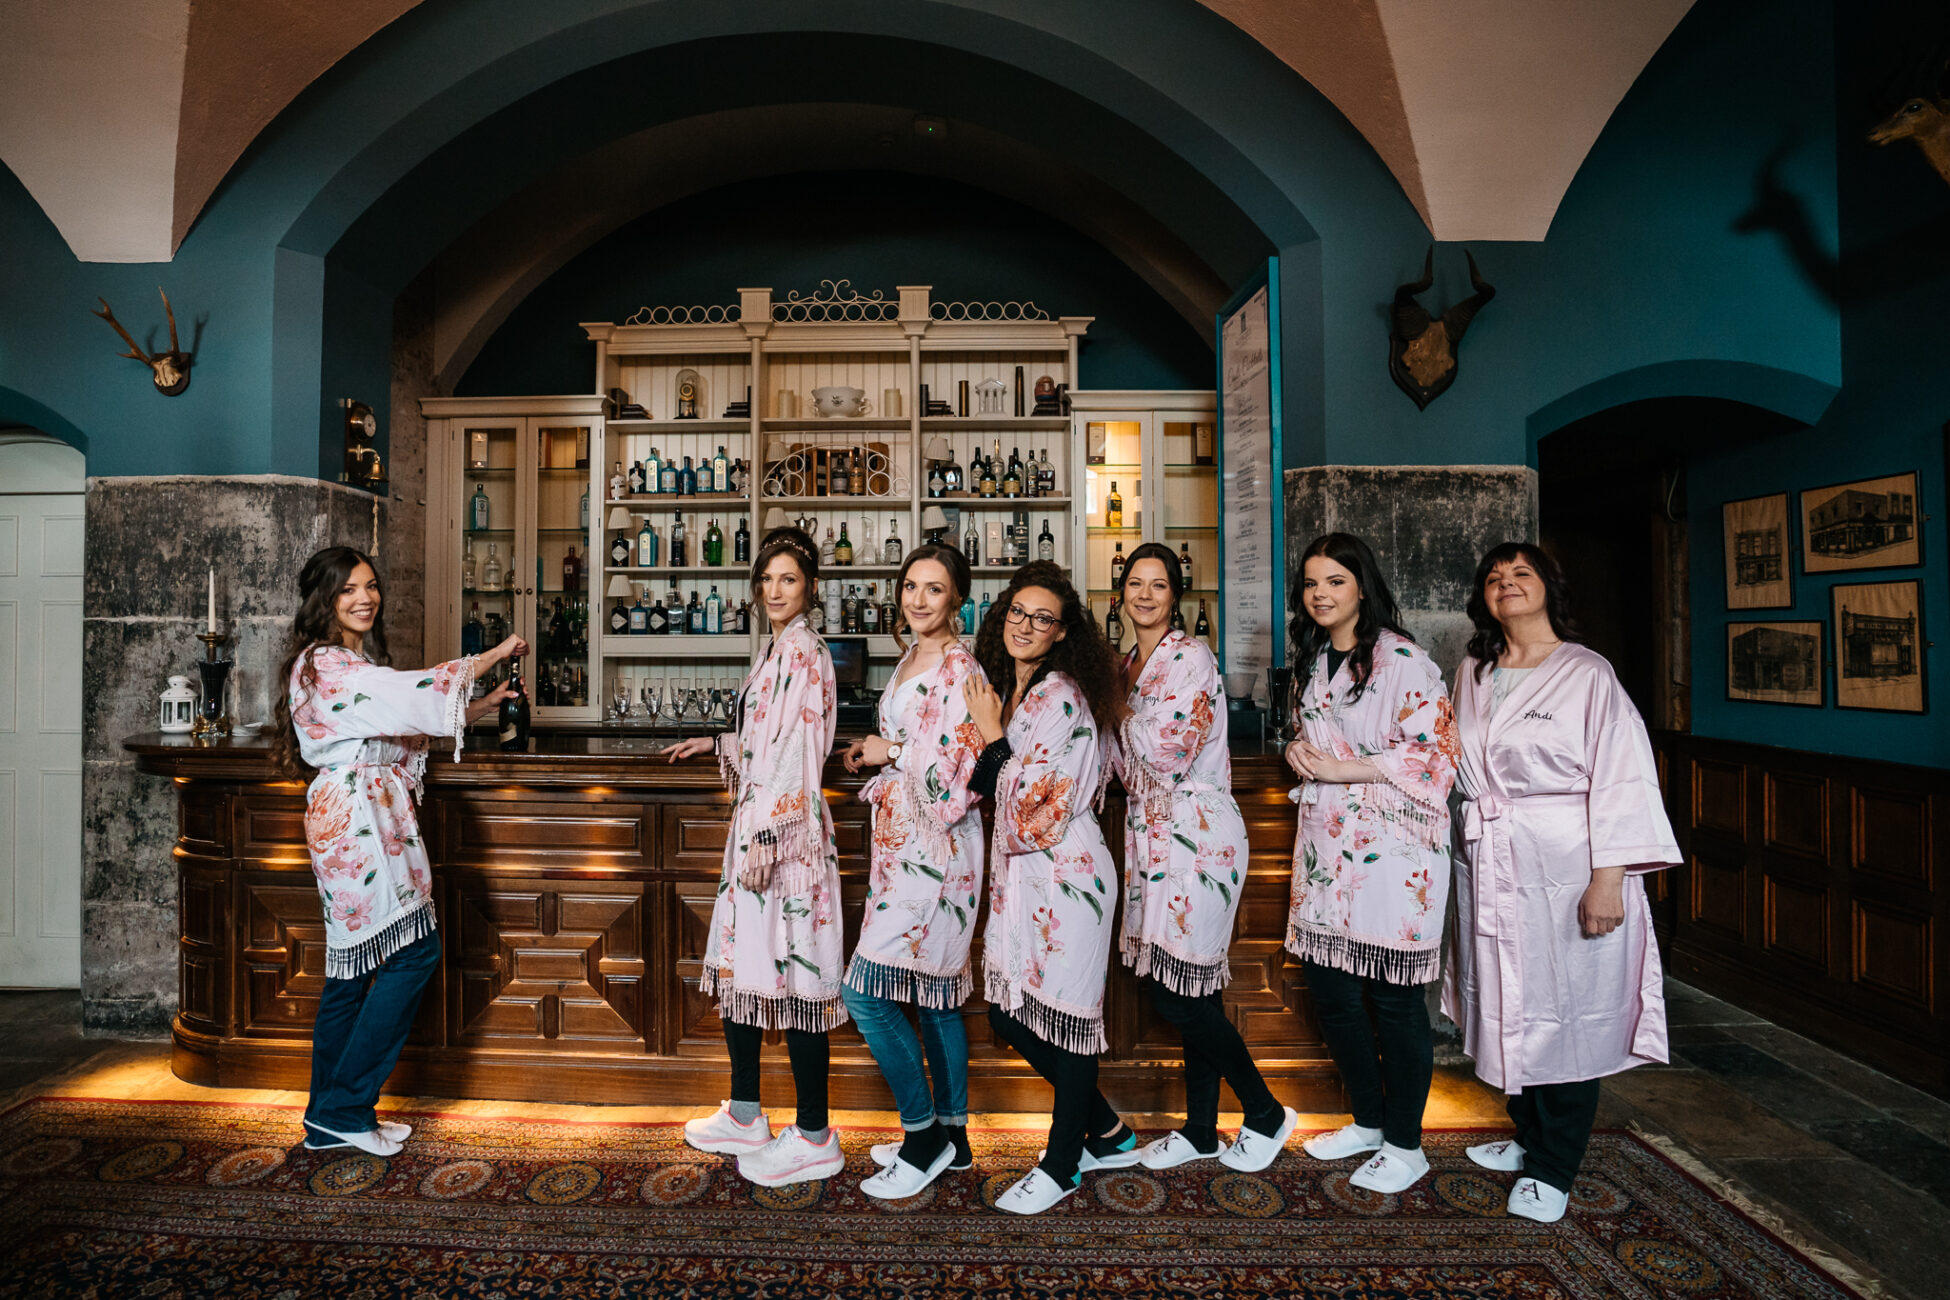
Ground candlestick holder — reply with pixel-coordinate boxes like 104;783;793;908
193;630;233;740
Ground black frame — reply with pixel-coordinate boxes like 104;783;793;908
1722;491;1794;609
1830;579;1926;714
1725;620;1825;708
1799;471;1922;574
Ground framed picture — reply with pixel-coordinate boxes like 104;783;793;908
1726;621;1824;707
1722;493;1792;608
1800;472;1920;572
1832;580;1926;713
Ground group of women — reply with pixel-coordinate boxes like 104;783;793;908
276;521;1678;1225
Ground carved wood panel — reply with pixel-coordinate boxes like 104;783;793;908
234;794;308;863
237;875;332;1039
1851;899;1933;1012
443;799;650;870
1761;873;1829;973
1693;759;1746;838
1687;852;1746;941
1763;772;1828;860
177;865;228;1032
178;789;230;856
1852;787;1931;888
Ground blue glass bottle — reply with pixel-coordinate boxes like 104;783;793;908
678;455;697;497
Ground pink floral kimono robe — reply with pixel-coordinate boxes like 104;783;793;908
290;646;475;979
1442;643;1680;1092
1286;631;1458;984
1114;629;1247;996
705;614;847;1031
982;672;1118;1054
849;640;989;1007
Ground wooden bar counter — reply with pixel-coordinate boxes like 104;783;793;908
126;730;1344;1113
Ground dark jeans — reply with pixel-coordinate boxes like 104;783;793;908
1303;960;1434;1150
1508;1078;1602;1192
987;1005;1118;1184
724;1020;831;1133
840;982;970;1128
1149;980;1286;1147
305;928;441;1132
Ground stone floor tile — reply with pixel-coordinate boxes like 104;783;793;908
1673;1039;1885;1126
1887;1106;1950;1146
1601;1067;1840;1158
0;990;82;1025
1721;1154;1950;1300
1663;981;1769;1027
1722;1021;1950;1116
1799;1116;1950;1206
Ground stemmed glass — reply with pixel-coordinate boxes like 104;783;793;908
641;682;662;728
612;681;632;724
671;678;692;724
685;685;704;722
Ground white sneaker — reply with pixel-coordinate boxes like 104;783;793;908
300;1121;402;1156
1138;1131;1221;1170
1220;1106;1298;1171
861;1141;955;1199
736;1126;845;1187
683;1101;772;1155
1301;1121;1384;1162
1467;1138;1525;1172
994;1167;1079;1215
1507;1177;1570;1223
1348;1142;1429;1193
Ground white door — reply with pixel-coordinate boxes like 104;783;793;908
0;437;85;987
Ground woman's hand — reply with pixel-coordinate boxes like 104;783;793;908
1287;740;1372;784
662;735;715;762
482;634;529;668
963;677;1005;744
736;859;775;892
465;682;512;724
1579;866;1627;937
842;735;894;773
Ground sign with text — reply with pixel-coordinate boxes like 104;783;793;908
1220;276;1280;702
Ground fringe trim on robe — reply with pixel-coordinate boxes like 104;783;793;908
1121;935;1232;997
1362;774;1451;852
843;953;973;1010
741;812;822;895
325;896;436;980
699;968;848;1033
1285;922;1443;986
896;758;956;865
984;964;1107;1055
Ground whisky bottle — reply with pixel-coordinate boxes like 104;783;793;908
850;452;867;496
883;517;902;564
978;451;997;498
1106;598;1124;651
1110;542;1126;588
670;511;687;566
880;588;897;637
842;586;860;634
862;583;880;634
829;450;850;497
1001;452;1022;499
821;525;838;567
1038;519;1056;562
962;517;980;568
1106;482;1123;529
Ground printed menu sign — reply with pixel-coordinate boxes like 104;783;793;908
1221;284;1275;701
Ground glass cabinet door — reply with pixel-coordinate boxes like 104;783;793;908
1161;416;1220;654
457;424;520;693
1082;415;1146;655
530;422;596;717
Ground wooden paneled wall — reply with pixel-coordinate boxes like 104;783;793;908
1654;733;1947;1094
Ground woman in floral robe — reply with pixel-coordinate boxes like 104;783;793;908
1285;533;1458;1196
842;544;988;1197
964;561;1134;1216
665;528;846;1189
272;546;520;1158
1113;544;1294;1173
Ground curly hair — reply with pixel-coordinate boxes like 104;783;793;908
1464;541;1583;680
271;546;389;778
890;542;972;650
973;560;1122;732
1288;532;1414;702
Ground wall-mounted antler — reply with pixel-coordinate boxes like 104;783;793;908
92;288;192;395
1388;246;1496;410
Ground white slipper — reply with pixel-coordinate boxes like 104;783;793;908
1220;1106;1299;1171
1507;1176;1569;1222
301;1122;402;1157
1467;1138;1525;1171
1348;1142;1429;1193
1037;1139;1141;1173
1301;1121;1383;1162
872;1136;973;1171
994;1167;1078;1215
861;1140;956;1200
1138;1131;1222;1170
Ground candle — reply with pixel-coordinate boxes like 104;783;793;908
207;565;217;634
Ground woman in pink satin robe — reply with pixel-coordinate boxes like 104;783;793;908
1442;541;1680;1224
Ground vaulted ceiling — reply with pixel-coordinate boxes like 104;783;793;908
0;0;1693;262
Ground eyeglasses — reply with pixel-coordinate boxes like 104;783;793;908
1005;603;1060;632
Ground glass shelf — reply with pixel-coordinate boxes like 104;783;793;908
1164;462;1219;471
1087;526;1144;536
462;466;515;475
1165;524;1218;535
464;528;514;536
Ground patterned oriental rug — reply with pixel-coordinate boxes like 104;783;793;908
0;1098;1865;1300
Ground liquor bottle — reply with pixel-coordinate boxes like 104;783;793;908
645;447;664;494
880;588;897;637
498;659;530;751
548;598;568;656
734;516;751;564
562;543;582;594
862;583;880;634
679;456;697;497
629;587;649;634
809;601;824;634
470;482;491;530
1171;602;1186;632
712;446;730;494
1194;598;1212;639
658;453;677;495
883;517;902;564
928;462;946;498
859;518;877;563
1106;481;1124;529
687;590;705;634
824;580;842;631
463;601;485;654
485;609;506;645
820;525;838;567
705;585;723;634
1178;542;1194;589
1037;518;1056;562
704;518;724;566
647;594;668;636
696;454;714;494
609;523;631;567
849;453;867;496
1106;598;1124;651
842;586;860;634
943;447;963;495
628;460;646;494
610;461;627;499
1010;512;1030;565
1001;453;1022;499
829;449;850;497
1110;542;1126;588
835;522;853;566
959;594;976;633
962;517;980;568
1194;422;1215;466
609;589;630;635
1039;447;1057;497
638;517;657;568
580;484;590;531
482;543;502;591
734;599;751;635
977;450;997;498
978;592;992;626
670;512;687;566
462;542;477;589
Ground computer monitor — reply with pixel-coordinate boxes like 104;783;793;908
828;637;867;691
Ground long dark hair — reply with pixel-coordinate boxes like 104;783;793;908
891;542;971;650
1121;541;1184;608
1288;533;1413;700
272;546;389;777
974;560;1121;732
751;526;819;621
1465;541;1582;679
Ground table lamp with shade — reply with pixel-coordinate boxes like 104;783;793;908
922;505;951;544
605;573;636;636
605;506;634;567
923;435;962;495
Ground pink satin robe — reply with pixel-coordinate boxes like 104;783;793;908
1441;643;1681;1092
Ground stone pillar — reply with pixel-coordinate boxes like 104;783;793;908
82;476;387;1033
1283;466;1538;677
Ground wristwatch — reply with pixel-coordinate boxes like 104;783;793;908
887;742;903;764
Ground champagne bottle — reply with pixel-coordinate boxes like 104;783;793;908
1194;598;1212;639
498;658;530;751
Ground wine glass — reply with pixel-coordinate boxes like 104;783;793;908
641;682;662;728
672;678;694;723
612;681;632;723
685;685;704;722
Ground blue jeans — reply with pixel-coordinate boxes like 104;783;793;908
305;928;441;1132
840;982;969;1129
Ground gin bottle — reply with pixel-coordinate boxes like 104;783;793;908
470;482;491;530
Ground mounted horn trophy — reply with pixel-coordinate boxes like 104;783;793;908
92;288;193;396
1388;247;1495;410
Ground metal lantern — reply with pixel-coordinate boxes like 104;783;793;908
160;675;197;733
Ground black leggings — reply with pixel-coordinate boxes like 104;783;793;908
723;1020;830;1133
1149;980;1286;1148
1303;961;1434;1150
987;1005;1117;1183
1508;1078;1602;1192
